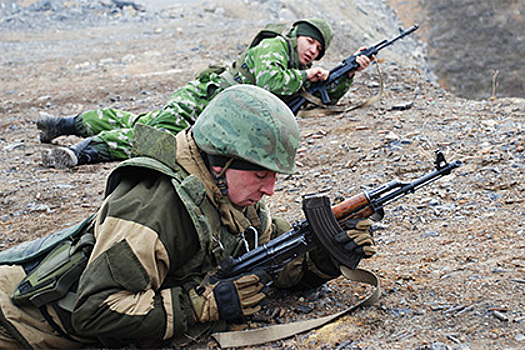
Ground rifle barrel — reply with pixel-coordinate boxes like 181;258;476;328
376;24;420;51
332;152;461;220
371;159;461;210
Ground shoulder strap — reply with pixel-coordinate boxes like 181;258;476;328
212;266;380;347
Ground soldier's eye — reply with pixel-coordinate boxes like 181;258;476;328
254;171;268;179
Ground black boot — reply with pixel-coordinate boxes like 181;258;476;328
41;138;102;169
36;114;79;143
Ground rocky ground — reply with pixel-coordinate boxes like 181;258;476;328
0;0;524;349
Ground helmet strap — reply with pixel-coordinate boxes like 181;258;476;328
211;157;234;195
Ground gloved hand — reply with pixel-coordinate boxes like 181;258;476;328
189;270;268;323
333;218;376;259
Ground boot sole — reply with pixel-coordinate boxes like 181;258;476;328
41;147;78;169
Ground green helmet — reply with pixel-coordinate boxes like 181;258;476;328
293;18;334;59
193;85;299;174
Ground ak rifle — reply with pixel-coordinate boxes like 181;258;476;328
217;150;461;279
287;24;419;114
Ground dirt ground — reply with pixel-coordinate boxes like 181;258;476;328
388;0;525;101
0;0;524;349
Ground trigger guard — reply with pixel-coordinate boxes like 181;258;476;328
370;207;384;221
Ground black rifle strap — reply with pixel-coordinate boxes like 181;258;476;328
297;60;384;118
211;266;380;348
39;306;76;342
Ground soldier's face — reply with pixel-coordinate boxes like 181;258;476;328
297;35;322;65
222;168;277;206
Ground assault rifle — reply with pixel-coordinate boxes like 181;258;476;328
216;150;461;279
287;24;420;115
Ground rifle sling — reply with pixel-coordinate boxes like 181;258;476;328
297;60;384;118
218;70;240;88
211;266;380;348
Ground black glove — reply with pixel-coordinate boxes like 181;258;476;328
189;269;268;322
333;218;376;259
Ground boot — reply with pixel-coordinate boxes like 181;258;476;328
41;138;102;169
36;114;79;143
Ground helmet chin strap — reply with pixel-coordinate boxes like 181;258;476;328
211;158;235;196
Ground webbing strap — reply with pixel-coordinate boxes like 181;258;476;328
219;70;241;88
212;266;380;348
297;61;384;118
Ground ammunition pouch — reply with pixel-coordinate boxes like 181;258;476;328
11;232;95;308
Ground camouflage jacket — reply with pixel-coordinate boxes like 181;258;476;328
192;35;353;109
228;35;354;104
69;125;340;347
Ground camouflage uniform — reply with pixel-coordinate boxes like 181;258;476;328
0;86;342;348
47;19;354;163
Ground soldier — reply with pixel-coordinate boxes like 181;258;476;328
0;85;375;348
37;18;373;168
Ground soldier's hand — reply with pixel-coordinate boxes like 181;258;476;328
354;46;375;71
189;270;268;323
306;67;330;82
333;218;376;258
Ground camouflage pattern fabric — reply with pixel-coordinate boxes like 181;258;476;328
234;36;306;95
193;85;300;174
77;73;223;160
77;34;353;162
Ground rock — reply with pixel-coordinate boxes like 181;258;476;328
295;304;314;314
421;230;440;238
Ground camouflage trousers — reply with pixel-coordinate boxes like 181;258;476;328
79;74;225;161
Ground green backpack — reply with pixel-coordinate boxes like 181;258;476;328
0;215;95;308
246;23;292;48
